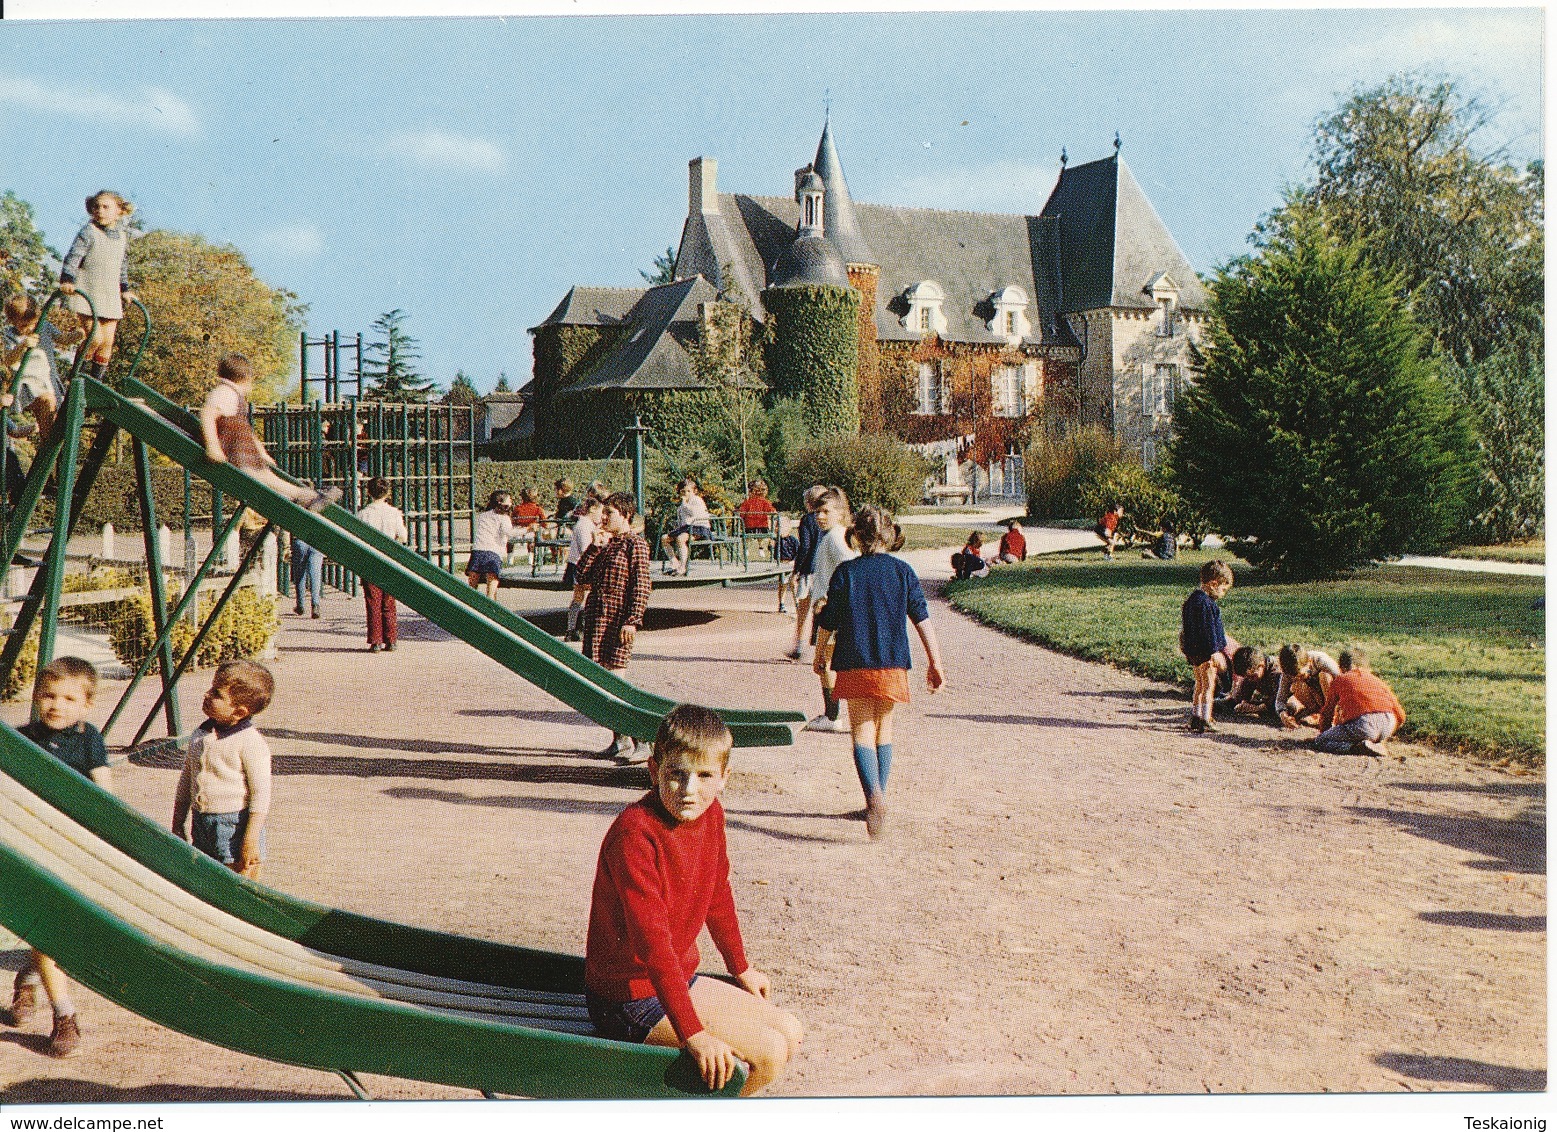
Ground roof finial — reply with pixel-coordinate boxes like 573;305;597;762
824;88;831;124
1114;131;1121;154
1060;146;1067;169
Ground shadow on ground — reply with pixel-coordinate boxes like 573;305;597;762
1348;805;1545;874
1374;1053;1546;1091
1418;911;1546;932
520;608;717;636
1;1078;346;1103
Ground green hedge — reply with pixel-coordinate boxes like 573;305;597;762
762;285;859;439
474;459;632;505
784;433;931;512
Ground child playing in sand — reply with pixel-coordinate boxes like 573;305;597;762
468;490;521;598
803;487;856;733
172;660;275;878
9;658;110;1056
585;703;802;1094
201;354;339;512
1275;644;1340;729
59;190;136;379
815;506;946;838
2;294;81;439
1313;647;1406;757
1180;559;1234;733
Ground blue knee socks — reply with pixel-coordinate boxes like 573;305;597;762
852;743;893;797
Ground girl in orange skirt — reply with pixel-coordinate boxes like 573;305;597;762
813;505;946;839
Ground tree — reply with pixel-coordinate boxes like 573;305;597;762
363;308;436;402
127;230;305;405
493;372;512;392
688;300;767;490
0;191;56;298
1444;335;1544;543
1169;213;1472;578
640;246;677;286
443;370;480;406
1274;74;1543;365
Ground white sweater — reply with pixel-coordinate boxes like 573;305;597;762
179;720;272;816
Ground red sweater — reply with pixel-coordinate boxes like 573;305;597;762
1320;669;1406;730
736;495;776;532
585;795;748;1041
999;528;1027;560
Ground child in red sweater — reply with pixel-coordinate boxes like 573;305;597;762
584;704;802;1094
1313;646;1406;756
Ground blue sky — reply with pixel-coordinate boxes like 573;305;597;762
0;8;1544;396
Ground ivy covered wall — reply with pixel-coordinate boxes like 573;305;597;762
761;284;860;439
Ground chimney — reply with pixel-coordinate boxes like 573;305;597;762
689;157;719;215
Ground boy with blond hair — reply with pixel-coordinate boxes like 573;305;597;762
9;658;111;1056
585;704;802;1094
172;659;275;878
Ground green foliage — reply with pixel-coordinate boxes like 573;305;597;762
948;550;1544;764
1275;73;1543;365
762;285;859;439
493;372;512;392
443;371;480;406
1444;338;1545;544
1;191;56;298
1;624;38;703
108;584;278;672
474;459;632;507
753;397;809;508
640;246;678;286
1170;213;1473;578
784;433;931;513
1022;424;1127;520
1077;462;1206;544
127;230;304;404
363;309;437;402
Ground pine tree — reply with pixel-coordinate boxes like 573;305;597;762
443;370;480;406
493;372;512;393
363;309;436;402
1168;212;1472;578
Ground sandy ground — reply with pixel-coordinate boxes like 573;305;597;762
0;539;1544;1101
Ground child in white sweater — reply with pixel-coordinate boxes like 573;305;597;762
172;660;275;878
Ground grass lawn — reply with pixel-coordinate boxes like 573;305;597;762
1447;539;1545;565
946;548;1545;764
897;523;1007;553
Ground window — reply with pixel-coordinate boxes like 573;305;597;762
919;307;931;332
915;362;946;415
1156;297;1177;337
1142;363;1179;420
1005;311;1017;336
992;365;1026;418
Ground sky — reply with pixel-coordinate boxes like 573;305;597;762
0;7;1544;398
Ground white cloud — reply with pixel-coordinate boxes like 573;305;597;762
382;129;507;173
883;159;1061;215
0;74;198;136
254;223;325;260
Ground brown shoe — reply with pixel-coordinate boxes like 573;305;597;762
864;794;887;840
47;1013;80;1057
8;979;37;1027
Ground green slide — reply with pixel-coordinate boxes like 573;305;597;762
0;721;741;1097
88;379;799;746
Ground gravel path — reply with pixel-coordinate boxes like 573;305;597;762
0;564;1543;1101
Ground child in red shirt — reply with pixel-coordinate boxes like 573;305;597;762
1314;647;1406;756
584;704;802;1094
735;479;777;534
994;518;1027;563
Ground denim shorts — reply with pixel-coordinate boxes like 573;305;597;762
192;809;265;867
586;975;698;1043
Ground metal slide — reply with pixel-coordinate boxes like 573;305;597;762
88;377;800;746
0;721;739;1097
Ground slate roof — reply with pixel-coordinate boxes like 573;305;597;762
675;146;1205;349
530;286;644;331
813;118;875;266
554;276;722;397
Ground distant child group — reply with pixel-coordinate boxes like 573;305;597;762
950;519;1027;579
9;655;276;1059
1180;560;1406;755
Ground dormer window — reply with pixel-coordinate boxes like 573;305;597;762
901;281;947;337
986;285;1031;345
1144;273;1180;338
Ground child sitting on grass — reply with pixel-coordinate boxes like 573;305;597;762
9;657;110;1057
201;354;339;512
1180;559;1234;733
994;518;1027;563
585;704;802;1095
951;530;990;579
1313;647;1405;757
172;660;275;878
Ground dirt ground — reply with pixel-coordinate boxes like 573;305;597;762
0;555;1545;1101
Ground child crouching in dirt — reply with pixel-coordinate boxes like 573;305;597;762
584;704;802;1095
201;354;339;512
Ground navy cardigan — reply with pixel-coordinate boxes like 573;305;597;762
817;554;929;671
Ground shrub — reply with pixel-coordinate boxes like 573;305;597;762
784;433;931;513
1444;338;1545;544
1023;425;1128;520
108;583;278;672
1077;462;1209;546
1170;213;1473;578
474;459;632;510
